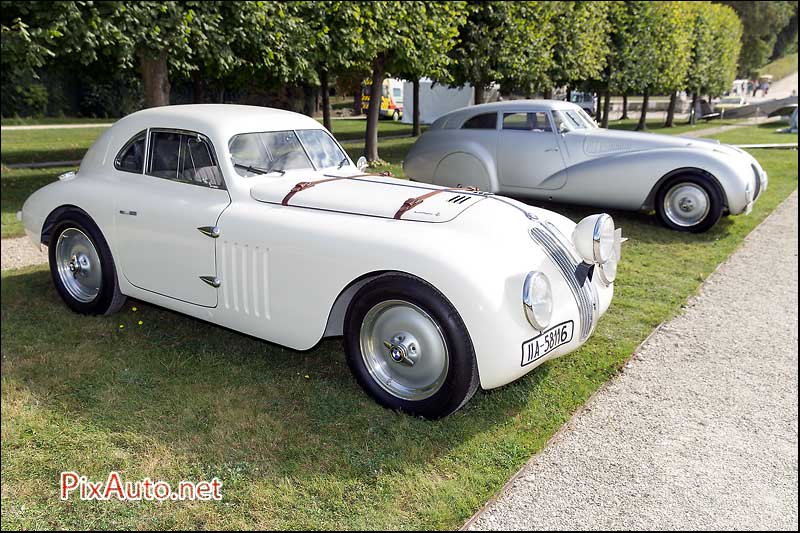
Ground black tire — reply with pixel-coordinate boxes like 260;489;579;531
48;211;126;315
655;173;724;233
343;273;480;419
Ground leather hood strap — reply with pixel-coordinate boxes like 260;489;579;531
394;186;479;220
281;171;394;206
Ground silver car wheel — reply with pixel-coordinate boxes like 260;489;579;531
359;300;449;401
55;228;102;303
663;182;710;227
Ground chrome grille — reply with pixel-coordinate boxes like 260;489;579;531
529;224;597;341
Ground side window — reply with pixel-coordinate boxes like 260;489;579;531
502;112;552;132
147;131;223;188
461;113;497;130
392;88;402;98
114;131;146;173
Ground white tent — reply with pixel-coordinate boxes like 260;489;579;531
401;78;474;125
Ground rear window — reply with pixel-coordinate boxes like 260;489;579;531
462;113;497;130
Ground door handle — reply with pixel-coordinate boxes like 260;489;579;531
197;226;220;238
544;148;559;152
119;210;138;216
199;276;221;288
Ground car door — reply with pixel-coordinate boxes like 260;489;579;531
112;128;231;307
496;111;567;190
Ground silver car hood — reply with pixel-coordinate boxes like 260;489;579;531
582;128;725;157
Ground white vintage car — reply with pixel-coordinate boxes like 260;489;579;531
403;100;768;233
20;104;621;418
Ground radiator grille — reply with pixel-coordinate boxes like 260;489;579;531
529;224;597;341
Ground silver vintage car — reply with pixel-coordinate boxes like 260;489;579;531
403;100;767;232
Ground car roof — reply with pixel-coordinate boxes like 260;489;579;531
112;104;324;141
433;99;583;128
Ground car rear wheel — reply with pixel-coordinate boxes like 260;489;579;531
49;211;126;315
655;174;723;233
343;274;479;419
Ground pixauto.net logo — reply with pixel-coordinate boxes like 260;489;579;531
60;472;223;502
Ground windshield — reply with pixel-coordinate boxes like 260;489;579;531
229;129;348;176
554;109;597;131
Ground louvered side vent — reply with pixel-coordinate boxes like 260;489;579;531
219;241;271;319
529;225;597;341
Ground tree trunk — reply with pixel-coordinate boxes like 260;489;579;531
364;55;385;163
302;84;315;117
596;91;603;120
566;87;572;103
689;92;698;125
636;87;650;131
412;78;421;137
664;91;677;127
320;68;331;132
543;87;553;99
474;84;485;105
192;71;204;104
621;93;629;120
140;52;170;108
601;89;611;128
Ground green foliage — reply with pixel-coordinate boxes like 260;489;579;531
706;3;742;96
546;1;611;90
448;1;558;97
612;1;693;94
721;1;796;77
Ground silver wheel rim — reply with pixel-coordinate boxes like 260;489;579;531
359;300;449;401
55;228;102;303
663;182;710;227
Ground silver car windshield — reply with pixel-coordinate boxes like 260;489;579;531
555;110;596;131
229;129;348;177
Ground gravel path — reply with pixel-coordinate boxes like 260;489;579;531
1;237;47;271
468;190;799;531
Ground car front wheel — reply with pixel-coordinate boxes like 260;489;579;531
655;174;724;233
48;211;126;315
343;274;479;419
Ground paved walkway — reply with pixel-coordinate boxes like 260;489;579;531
467;190;799;531
680;116;778;138
1;237;47;271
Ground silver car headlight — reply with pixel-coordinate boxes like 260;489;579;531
523;271;553;330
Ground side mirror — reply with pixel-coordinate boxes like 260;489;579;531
356;156;368;172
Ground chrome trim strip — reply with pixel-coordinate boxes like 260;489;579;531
530;224;598;341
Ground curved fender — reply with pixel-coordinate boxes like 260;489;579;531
555;147;752;212
404;131;499;192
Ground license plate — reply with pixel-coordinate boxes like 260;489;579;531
521;320;574;367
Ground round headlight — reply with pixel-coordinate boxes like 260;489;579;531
573;213;615;264
523;271;553;330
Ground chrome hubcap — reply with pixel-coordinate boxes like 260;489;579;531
55;228;102;303
664;183;710;227
360;300;449;401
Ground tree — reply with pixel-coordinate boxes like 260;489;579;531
360;1;465;163
720;1;795;77
392;2;467;137
545;2;610;95
612;1;692;131
294;2;368;131
448;1;557;104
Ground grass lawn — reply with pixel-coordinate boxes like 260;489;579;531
700;120;798;145
1;117;117;126
760;52;798;82
0;127;110;165
607;117;743;136
1;118;798;527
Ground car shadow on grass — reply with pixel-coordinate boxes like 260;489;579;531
1;267;559;485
